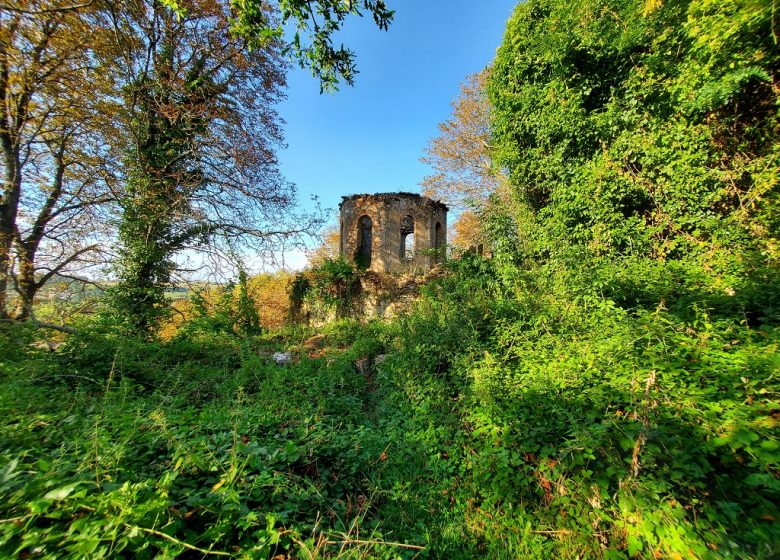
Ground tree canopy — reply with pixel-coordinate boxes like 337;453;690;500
421;69;507;210
0;1;117;321
1;0;393;329
163;0;394;92
489;0;779;315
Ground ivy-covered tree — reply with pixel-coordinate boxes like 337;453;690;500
104;0;313;333
104;0;395;333
489;0;779;315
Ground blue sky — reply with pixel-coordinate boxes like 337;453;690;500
276;0;517;266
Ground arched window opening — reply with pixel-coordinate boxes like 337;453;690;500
404;233;415;260
434;221;444;263
400;215;415;260
355;215;372;269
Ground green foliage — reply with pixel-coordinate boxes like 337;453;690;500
276;0;394;92
0;324;399;559
291;257;362;320
489;0;779;278
234;270;263;336
182;271;264;338
163;0;394;92
309;257;360;306
108;3;291;337
3;254;779;558
288;272;311;322
111;54;220;335
368;258;780;558
419;9;780;553
109;176;175;336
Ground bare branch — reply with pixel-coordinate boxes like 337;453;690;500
0;1;94;15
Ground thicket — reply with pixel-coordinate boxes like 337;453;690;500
2;251;777;558
290;257;363;322
488;0;779;318
0;321;397;558
371;0;780;555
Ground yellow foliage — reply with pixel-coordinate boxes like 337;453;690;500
308;226;341;267
247;272;293;330
421;68;508;210
158;299;195;340
451;211;488;250
158;272;292;338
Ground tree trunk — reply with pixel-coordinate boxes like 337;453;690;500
13;245;36;320
0;231;11;320
0;167;21;321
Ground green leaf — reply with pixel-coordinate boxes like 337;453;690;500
627;534;643;557
44;483;79;501
0;458;19;484
733;428;759;446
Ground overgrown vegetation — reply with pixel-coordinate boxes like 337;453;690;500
1;0;778;558
290;257;362;322
0;321;394;558
2;250;778;557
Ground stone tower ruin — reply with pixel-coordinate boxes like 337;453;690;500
339;192;448;274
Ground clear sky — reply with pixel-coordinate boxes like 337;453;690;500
276;0;517;268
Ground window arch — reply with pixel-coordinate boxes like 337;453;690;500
355;215;372;269
400;215;414;260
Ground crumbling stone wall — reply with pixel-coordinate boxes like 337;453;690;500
339;192;448;274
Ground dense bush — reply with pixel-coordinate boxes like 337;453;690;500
488;0;779;319
290;257;363;322
371;255;779;558
3;252;777;559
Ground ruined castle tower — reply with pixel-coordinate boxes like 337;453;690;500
339;192;448;274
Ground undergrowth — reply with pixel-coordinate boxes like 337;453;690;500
1;254;778;558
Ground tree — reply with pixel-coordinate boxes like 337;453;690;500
0;1;117;322
103;0;317;333
163;0;394;92
421;69;508;210
420;68;510;252
307;225;340;266
449;210;488;251
247;270;293;329
3;0;393;331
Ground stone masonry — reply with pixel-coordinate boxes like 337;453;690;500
339;192;448;274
